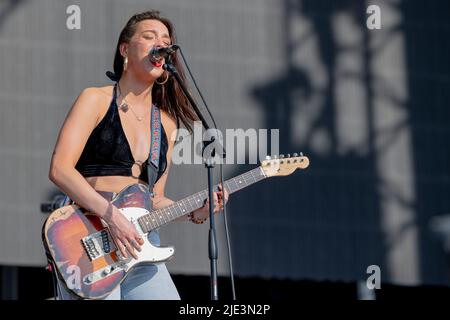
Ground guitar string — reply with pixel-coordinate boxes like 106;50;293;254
142;169;265;230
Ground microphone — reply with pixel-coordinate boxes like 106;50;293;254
149;44;179;63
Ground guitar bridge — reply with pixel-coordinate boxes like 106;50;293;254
81;229;116;261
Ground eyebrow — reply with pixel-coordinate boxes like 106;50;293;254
142;29;170;39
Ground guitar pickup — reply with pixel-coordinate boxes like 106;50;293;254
81;229;117;261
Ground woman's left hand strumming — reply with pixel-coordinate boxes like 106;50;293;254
189;184;229;224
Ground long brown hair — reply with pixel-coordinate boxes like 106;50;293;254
110;10;198;131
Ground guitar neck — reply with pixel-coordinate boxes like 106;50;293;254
138;167;267;233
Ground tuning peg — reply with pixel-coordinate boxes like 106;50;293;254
273;155;278;159
265;155;271;160
279;154;285;158
293;153;298;157
300;152;303;157
286;154;290;158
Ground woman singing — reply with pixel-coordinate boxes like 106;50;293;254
48;10;228;300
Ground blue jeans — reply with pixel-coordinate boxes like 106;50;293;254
56;230;181;300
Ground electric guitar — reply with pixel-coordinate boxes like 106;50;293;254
43;154;309;299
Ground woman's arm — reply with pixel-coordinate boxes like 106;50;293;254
49;88;111;216
49;87;143;259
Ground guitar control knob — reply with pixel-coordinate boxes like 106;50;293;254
85;274;93;284
103;266;112;276
293;153;298;157
279;154;285;158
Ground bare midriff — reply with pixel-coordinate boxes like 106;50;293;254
85;175;148;194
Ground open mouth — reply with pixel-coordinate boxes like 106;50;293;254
150;60;163;68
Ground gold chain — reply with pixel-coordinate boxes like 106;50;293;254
117;84;151;122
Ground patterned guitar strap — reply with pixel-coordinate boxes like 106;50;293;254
146;104;162;195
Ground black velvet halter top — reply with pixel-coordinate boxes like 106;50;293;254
75;85;168;184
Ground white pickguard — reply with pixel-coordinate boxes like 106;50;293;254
81;207;175;287
112;207;175;270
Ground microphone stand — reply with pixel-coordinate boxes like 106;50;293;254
163;55;221;300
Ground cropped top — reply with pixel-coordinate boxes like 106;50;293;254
75;85;168;185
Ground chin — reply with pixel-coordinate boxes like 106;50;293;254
137;67;163;82
153;69;165;77
144;63;163;77
150;70;164;80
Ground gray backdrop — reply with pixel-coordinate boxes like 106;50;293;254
0;0;449;286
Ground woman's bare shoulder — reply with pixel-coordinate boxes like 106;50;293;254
66;85;115;128
77;85;114;112
80;85;114;102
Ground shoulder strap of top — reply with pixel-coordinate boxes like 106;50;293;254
111;83;118;106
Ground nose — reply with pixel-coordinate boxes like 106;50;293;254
154;37;167;48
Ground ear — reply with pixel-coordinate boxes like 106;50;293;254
119;43;128;57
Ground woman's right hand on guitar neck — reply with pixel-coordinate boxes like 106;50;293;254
103;205;145;260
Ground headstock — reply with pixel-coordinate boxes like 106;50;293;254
261;153;310;177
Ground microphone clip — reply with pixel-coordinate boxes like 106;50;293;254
149;44;179;63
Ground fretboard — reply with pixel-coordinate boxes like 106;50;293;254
138;167;266;233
